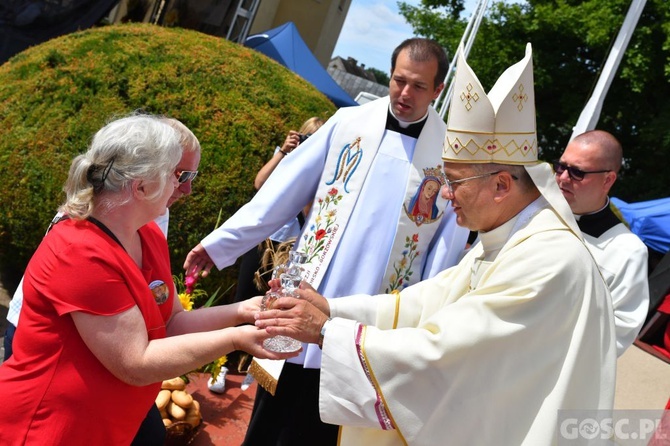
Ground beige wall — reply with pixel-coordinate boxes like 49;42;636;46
108;0;350;67
249;0;351;67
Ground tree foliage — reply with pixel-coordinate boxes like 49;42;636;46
368;67;391;86
0;23;336;295
400;0;670;201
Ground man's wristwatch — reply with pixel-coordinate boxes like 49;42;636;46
318;318;332;349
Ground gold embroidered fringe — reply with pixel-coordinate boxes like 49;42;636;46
248;359;278;396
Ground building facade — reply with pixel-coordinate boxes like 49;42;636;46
328;56;389;103
109;0;351;67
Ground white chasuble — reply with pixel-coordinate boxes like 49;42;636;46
296;99;452;295
321;203;616;446
249;97;468;391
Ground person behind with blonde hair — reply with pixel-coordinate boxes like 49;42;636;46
235;116;326;303
253;117;325;190
0;114;296;445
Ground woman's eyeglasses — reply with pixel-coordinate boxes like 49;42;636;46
175;170;198;184
552;161;610;182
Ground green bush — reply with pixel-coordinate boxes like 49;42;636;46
0;23;336;299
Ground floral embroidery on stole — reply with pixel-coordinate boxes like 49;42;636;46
298;118;448;293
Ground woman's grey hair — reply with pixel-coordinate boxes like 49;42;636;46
60;114;182;220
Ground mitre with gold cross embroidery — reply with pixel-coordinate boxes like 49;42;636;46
443;43;537;164
443;43;584;240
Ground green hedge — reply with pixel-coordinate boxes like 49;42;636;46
0;23;336;300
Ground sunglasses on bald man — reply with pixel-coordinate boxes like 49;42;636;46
552;161;610;182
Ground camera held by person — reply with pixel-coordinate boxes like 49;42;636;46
298;133;312;145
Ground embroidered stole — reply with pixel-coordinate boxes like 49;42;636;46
250;99;448;395
297;100;448;294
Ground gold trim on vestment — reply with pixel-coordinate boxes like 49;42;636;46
248;359;277;396
360;325;408;445
446;128;536;135
392;292;400;329
441;158;543;166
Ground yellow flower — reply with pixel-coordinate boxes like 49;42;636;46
207;355;228;381
178;292;193;311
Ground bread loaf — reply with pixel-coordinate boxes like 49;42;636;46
171;389;194;408
161;377;186;391
167;400;187;420
155;389;172;410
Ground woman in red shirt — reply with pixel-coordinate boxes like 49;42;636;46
0;114;296;445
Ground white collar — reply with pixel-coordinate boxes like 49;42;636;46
479;196;549;260
574;196;610;221
388;105;429;128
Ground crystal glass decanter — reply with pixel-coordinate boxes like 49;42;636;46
261;250;308;353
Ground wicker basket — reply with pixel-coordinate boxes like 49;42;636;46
165;421;200;446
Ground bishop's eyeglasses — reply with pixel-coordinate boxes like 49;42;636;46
444;171;503;195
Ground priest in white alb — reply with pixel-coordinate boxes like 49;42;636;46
256;43;617;446
184;38;470;445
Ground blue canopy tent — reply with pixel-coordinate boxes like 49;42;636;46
617;196;670;358
611;197;670;254
611;197;670;357
244;22;358;108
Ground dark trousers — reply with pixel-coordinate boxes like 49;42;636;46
235;244;265;303
242;362;338;446
3;322;16;361
131;404;166;446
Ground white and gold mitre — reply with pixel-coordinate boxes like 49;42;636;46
443;43;537;164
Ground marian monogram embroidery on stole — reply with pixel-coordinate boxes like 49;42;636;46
297;102;449;294
301;138;363;264
299;137;366;286
325;137;363;192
